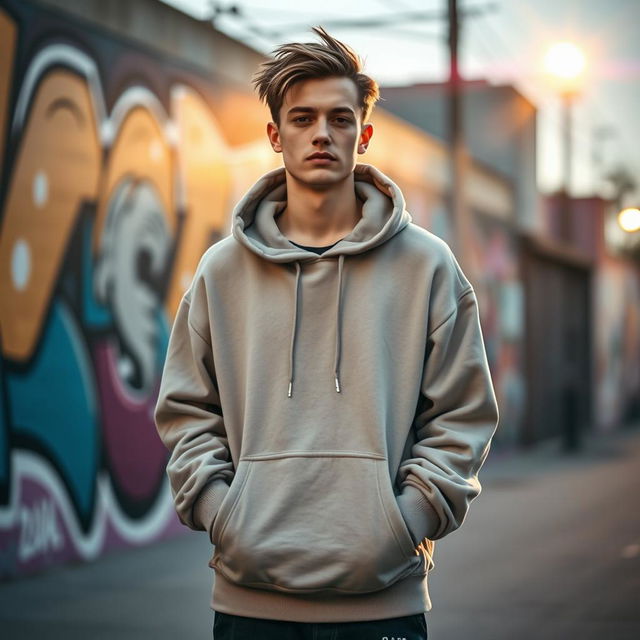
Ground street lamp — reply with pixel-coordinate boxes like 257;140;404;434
543;42;586;84
543;41;587;242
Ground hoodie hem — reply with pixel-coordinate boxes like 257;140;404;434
210;570;432;623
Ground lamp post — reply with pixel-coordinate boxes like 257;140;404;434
542;42;588;452
543;42;586;243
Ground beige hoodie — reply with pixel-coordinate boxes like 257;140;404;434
154;163;499;623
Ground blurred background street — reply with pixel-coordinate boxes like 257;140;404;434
1;0;639;637
1;423;638;639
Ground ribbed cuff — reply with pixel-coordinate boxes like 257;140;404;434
397;485;439;543
192;479;230;543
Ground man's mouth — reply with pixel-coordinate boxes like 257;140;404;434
307;152;336;161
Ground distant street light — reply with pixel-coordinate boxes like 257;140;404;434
618;207;640;233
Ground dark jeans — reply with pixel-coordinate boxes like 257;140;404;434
213;610;428;639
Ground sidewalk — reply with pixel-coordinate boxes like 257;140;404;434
481;420;640;480
1;423;639;639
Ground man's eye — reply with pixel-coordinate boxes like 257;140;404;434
335;117;352;124
294;116;310;123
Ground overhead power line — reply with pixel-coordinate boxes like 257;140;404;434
210;2;497;40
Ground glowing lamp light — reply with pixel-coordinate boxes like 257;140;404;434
618;207;640;233
544;42;586;80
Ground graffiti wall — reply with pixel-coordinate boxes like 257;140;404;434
0;0;523;579
0;0;282;578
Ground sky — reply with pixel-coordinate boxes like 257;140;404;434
160;0;640;203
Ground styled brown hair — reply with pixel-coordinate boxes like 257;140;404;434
252;26;380;125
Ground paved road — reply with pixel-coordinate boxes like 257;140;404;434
1;425;639;639
428;424;640;640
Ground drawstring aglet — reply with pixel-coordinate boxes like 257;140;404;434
288;381;293;398
334;376;341;393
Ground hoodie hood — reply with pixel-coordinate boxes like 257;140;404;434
232;163;413;262
231;163;413;398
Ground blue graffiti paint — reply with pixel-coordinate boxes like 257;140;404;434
0;351;8;490
5;300;98;517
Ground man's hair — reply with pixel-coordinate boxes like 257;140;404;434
252;26;380;125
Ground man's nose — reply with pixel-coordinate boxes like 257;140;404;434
312;118;330;144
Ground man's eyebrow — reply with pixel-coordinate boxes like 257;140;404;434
286;106;357;117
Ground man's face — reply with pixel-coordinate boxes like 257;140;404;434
267;76;373;188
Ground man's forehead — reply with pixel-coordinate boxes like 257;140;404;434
283;77;360;110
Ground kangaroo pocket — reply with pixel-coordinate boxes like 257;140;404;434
209;453;422;594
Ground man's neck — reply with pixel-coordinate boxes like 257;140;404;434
276;171;362;246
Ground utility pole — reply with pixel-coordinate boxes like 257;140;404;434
447;0;468;267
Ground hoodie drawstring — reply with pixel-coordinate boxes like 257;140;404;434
287;255;345;397
333;254;344;393
288;261;302;398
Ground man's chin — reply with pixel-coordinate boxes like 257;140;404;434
286;165;351;189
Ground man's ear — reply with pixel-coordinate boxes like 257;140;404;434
267;121;282;153
357;122;374;155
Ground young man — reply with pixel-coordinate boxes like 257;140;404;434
155;27;499;640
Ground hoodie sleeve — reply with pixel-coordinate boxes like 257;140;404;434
396;273;499;544
154;287;234;542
